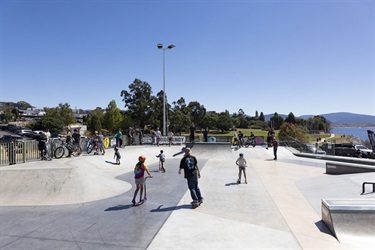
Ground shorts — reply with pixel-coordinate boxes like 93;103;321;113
239;166;246;171
135;178;145;185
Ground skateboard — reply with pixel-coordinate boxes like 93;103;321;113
190;201;202;209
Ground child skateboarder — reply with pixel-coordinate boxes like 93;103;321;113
236;153;247;184
156;150;166;172
114;146;121;165
132;156;153;205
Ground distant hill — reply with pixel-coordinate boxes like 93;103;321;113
265;112;375;125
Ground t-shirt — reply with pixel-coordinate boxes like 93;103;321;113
154;130;161;138
134;162;148;179
157;153;165;162
236;157;247;167
72;133;80;145
179;155;198;178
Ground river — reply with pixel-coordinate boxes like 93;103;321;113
331;127;375;141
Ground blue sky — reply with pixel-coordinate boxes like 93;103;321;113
1;0;374;117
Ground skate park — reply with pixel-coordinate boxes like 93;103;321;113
0;142;374;249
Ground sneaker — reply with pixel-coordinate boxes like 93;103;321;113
245;180;248;184
132;199;136;205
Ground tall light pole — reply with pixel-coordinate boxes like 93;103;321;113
157;43;175;136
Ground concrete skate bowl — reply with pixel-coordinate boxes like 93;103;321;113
0;164;131;206
184;142;233;159
322;199;375;245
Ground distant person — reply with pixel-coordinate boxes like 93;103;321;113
189;124;196;143
154;127;161;146
178;147;203;207
98;131;105;155
233;129;238;146
132;156;153;205
236;153;247;184
38;132;48;161
238;130;244;147
72;128;81;147
114;146;121;165
203;128;209;142
156;150;166;172
168;130;174;147
128;127;134;145
115;129;123;147
273;138;278;160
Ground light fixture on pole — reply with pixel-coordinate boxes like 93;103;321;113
157;43;175;136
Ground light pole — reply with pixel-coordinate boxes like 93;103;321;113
157;43;175;136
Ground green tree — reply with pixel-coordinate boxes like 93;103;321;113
201;111;219;130
187;101;206;129
103;100;123;133
169;109;191;134
121;78;153;129
56;103;76;126
285;112;296;124
259;112;265;122
87;108;104;134
1;106;14;122
278;122;308;143
269;112;284;130
216;110;233;133
17;101;32;109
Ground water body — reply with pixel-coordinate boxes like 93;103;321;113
331;127;375;141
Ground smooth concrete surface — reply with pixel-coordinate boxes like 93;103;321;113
325;161;375;175
0;143;374;249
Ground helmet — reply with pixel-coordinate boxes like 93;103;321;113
239;153;244;156
138;156;146;162
73;128;78;132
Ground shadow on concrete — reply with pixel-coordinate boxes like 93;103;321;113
315;220;334;236
104;204;134;211
173;146;187;157
105;160;118;165
150;204;191;212
225;182;240;186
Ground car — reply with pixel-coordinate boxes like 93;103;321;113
0;135;24;143
354;145;374;159
17;129;33;136
320;143;357;157
305;144;326;154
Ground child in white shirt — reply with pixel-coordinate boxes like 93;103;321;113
235;153;247;184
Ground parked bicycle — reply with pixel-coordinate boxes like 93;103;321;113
86;138;96;154
54;138;82;158
244;137;256;148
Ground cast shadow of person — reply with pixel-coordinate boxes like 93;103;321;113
150;204;191;212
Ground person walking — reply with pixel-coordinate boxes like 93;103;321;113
189;124;196;143
238;130;244;148
235;153;247;184
154;127;161;146
203;128;209;142
273;138;278;160
115;129;123;148
132;156;153;205
156;150;166;172
178;147;203;207
168;130;174;147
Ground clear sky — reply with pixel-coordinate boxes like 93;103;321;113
1;0;374;117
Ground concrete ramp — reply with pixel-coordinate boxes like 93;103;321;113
0;160;131;206
185;142;233;159
322;199;375;244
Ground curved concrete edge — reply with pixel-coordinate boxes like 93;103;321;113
0;159;132;206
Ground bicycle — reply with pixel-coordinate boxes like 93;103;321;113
54;138;82;159
86;138;96;154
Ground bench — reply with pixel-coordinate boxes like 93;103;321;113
325;161;375;175
321;199;375;242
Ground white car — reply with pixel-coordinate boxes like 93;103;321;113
354;145;374;158
17;129;33;136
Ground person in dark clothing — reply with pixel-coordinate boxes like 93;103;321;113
203;128;209;142
189;124;196;143
273;138;278;160
178;147;203;206
37;132;48;160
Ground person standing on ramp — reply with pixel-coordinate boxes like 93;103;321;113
178;147;203;208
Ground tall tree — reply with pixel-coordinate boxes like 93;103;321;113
103;100;123;133
285;112;296;124
57;103;76;126
187;101;206;128
87;108;104;134
269;112;284;130
121;79;153;129
216;110;233;133
259;112;265;122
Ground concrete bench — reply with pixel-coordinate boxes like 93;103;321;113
325;161;375;175
321;199;375;242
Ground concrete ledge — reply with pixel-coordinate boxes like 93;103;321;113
321;199;375;242
325;161;375;174
294;152;375;166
